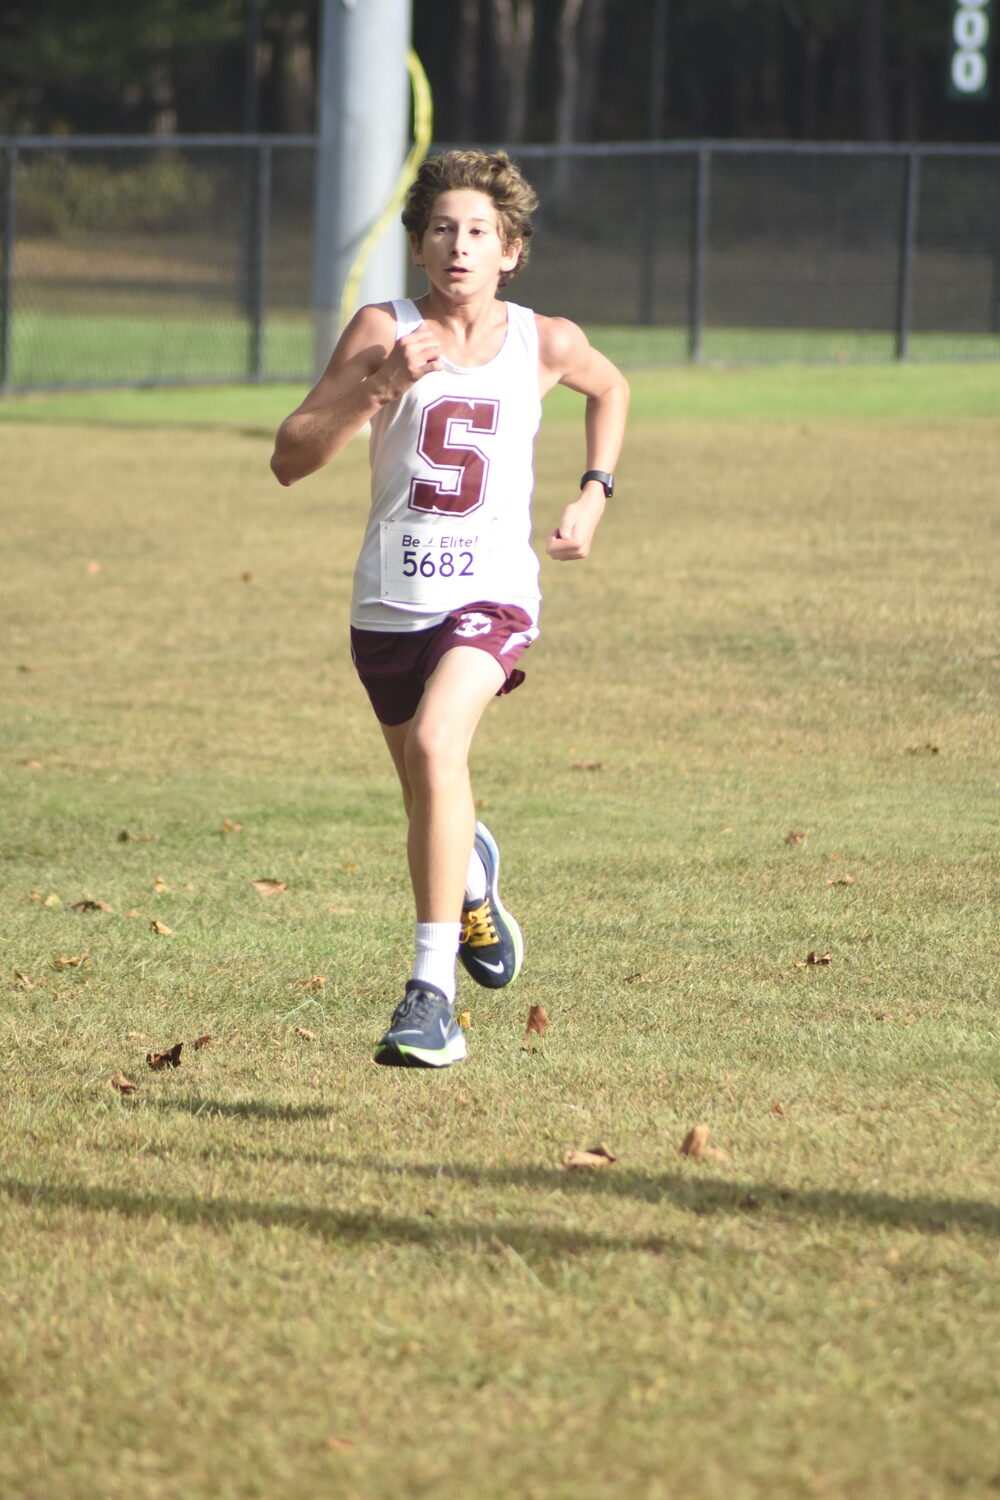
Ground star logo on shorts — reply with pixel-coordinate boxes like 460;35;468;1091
455;612;492;639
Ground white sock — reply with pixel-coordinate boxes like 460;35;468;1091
464;847;487;907
410;921;460;1003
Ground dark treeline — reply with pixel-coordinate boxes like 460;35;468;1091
0;0;996;143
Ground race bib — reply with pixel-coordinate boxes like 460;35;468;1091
379;518;494;607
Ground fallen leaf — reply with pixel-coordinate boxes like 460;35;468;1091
571;760;602;771
13;970;34;990
458;1009;471;1030
827;875;854;886
323;1437;355;1453
240;571;255;584
53;952;89;969
28;891;43;902
523;1004;548;1042
44;893;62;908
563;1143;617;1169
784;829;810;845
25;759;42;768
770;1100;785;1116
153;877;169;893
680;1124;729;1162
150;920;172;936
251;879;287;898
111;1071;138;1095
192;1034;212;1050
70;899;115;913
300;975;326;990
295;1026;317;1040
907;742;940;755
624;972;643;983
721;826;734;834
806;950;831;965
127;1031;147;1040
146;1042;183;1071
220;818;243;834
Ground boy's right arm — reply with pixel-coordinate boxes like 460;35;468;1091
270;303;443;486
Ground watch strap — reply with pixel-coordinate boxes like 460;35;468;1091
580;469;615;498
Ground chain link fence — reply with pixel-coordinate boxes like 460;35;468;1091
1;136;999;392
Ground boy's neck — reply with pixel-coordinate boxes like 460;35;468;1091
414;290;510;364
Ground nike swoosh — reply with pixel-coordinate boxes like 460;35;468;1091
471;957;505;974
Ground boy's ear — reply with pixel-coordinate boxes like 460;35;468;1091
409;232;424;265
501;238;523;270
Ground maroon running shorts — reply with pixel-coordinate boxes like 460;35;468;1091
350;601;538;726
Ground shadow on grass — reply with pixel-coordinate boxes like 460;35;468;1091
141;1096;1000;1237
3;1153;997;1245
0;1175;685;1259
150;1097;335;1123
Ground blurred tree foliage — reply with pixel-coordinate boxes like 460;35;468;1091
0;0;996;142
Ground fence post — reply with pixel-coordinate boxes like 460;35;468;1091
688;145;710;363
248;139;271;382
1;146;16;393
896;150;920;361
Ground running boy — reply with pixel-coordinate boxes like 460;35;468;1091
270;150;628;1068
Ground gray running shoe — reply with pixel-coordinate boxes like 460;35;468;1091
373;981;467;1068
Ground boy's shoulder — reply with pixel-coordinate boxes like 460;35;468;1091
534;311;589;367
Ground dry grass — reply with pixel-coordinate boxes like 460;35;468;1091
1;378;998;1499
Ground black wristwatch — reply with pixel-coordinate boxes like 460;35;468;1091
580;469;615;498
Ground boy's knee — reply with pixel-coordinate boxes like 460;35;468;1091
405;718;465;785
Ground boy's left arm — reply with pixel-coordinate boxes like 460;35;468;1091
538;318;629;562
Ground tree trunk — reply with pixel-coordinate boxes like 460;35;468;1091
148;58;177;136
491;0;535;143
455;0;481;141
576;0;609;139
900;27;920;141
858;0;890;140
275;9;314;136
555;0;584;150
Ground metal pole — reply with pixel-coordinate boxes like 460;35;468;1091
895;149;920;361
1;146;16;393
249;141;271;381
312;0;412;378
689;145;710;363
637;0;669;327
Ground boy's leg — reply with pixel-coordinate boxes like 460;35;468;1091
373;645;508;1066
381;644;506;925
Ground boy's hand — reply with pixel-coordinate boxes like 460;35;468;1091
546;491;606;561
378;327;444;397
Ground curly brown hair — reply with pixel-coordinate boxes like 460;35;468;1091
401;150;538;286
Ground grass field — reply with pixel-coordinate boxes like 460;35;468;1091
7;310;1000;390
1;367;998;1500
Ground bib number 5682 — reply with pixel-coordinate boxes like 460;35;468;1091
409;396;499;518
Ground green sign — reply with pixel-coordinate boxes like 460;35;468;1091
948;0;994;100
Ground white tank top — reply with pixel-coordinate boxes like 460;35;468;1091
350;298;542;632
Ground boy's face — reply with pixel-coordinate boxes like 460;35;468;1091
411;190;521;299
